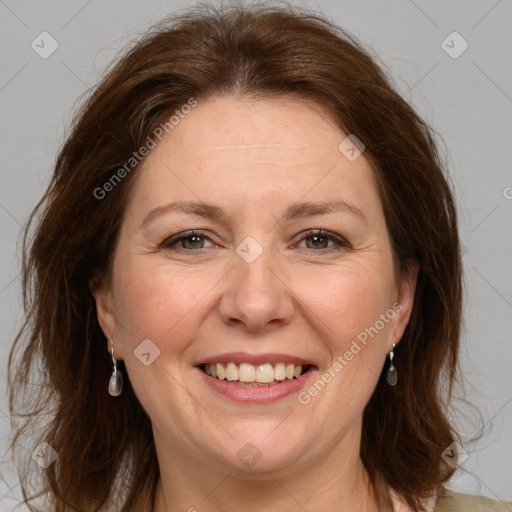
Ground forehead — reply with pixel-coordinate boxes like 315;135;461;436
161;94;349;161
127;95;381;223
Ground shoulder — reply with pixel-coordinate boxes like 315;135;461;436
435;488;512;512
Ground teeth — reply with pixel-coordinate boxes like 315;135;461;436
205;362;308;383
239;363;256;383
225;362;238;381
274;362;286;381
256;363;274;383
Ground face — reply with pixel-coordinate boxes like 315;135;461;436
93;94;416;476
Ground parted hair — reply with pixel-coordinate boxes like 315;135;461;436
9;2;467;511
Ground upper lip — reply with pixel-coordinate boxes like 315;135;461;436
195;352;317;367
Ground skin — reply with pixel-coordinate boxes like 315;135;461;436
92;94;418;512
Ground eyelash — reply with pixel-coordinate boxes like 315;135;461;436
161;229;350;252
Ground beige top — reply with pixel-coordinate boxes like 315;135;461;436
434;489;512;512
390;487;512;512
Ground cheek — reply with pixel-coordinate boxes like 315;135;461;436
112;257;216;352
111;260;217;423
292;266;395;443
295;262;395;350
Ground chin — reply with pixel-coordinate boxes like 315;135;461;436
207;426;312;475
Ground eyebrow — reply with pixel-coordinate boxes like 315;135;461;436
141;199;366;227
282;200;366;223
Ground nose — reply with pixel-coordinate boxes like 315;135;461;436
218;247;294;334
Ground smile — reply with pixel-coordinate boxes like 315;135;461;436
195;353;317;402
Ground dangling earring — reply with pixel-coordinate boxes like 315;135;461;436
108;338;123;397
386;343;397;386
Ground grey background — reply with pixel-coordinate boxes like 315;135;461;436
1;0;511;508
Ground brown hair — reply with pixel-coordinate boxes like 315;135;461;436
8;2;468;511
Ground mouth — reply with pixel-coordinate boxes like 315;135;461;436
195;354;317;402
200;362;312;386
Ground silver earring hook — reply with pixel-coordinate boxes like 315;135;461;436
111;338;117;365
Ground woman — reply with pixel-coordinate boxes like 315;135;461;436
8;3;512;511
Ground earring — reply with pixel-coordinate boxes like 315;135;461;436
386;343;397;386
108;338;123;397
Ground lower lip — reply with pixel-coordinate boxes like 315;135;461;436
196;367;315;402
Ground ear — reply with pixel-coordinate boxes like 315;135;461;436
389;259;419;350
89;271;124;359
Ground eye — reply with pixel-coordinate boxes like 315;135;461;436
294;229;349;251
161;229;349;252
161;230;215;250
